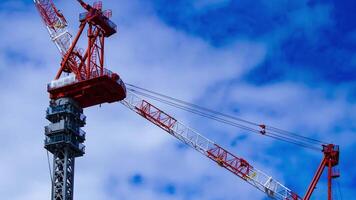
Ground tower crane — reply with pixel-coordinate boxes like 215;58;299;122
33;0;72;55
34;1;340;200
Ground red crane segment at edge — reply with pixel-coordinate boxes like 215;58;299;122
34;0;72;55
136;100;177;132
207;144;252;180
42;0;126;108
303;144;339;200
35;0;67;29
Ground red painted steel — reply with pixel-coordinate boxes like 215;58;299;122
48;72;126;108
207;144;304;200
124;92;302;200
207;144;252;180
136;100;177;132
38;1;341;199
134;99;255;182
35;0;67;29
303;157;327;200
48;0;125;107
303;144;339;200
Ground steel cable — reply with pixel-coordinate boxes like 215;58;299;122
128;87;322;151
46;150;54;184
127;83;327;146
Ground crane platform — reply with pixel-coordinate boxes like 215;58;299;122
48;71;126;108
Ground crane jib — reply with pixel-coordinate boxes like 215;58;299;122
122;91;302;200
34;0;340;199
34;0;72;55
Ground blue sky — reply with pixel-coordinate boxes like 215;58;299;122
0;0;355;200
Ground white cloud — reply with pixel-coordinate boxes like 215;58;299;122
0;0;353;199
0;0;267;200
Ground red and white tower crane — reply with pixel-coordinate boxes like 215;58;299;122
33;0;72;55
34;1;340;200
122;91;301;200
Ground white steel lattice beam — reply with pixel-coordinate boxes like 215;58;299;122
121;91;301;200
34;0;72;55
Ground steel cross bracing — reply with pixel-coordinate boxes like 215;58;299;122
121;91;301;200
45;98;86;200
34;0;72;55
52;148;75;200
34;1;339;199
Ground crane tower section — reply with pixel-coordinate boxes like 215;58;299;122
45;98;86;200
35;1;127;200
46;0;126;108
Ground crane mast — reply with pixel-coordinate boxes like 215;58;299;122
122;91;301;200
303;144;340;200
34;0;340;200
35;1;126;200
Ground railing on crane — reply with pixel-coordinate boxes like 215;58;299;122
35;0;126;108
34;0;340;199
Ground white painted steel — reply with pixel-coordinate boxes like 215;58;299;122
34;0;72;55
121;91;299;200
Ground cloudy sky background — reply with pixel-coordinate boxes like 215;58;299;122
0;0;355;199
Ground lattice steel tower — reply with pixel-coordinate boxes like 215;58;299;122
34;1;340;200
45;98;86;200
35;0;125;199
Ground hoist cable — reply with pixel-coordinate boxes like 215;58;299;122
126;83;327;146
46;150;54;184
128;88;321;151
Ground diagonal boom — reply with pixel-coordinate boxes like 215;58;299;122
121;91;301;200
